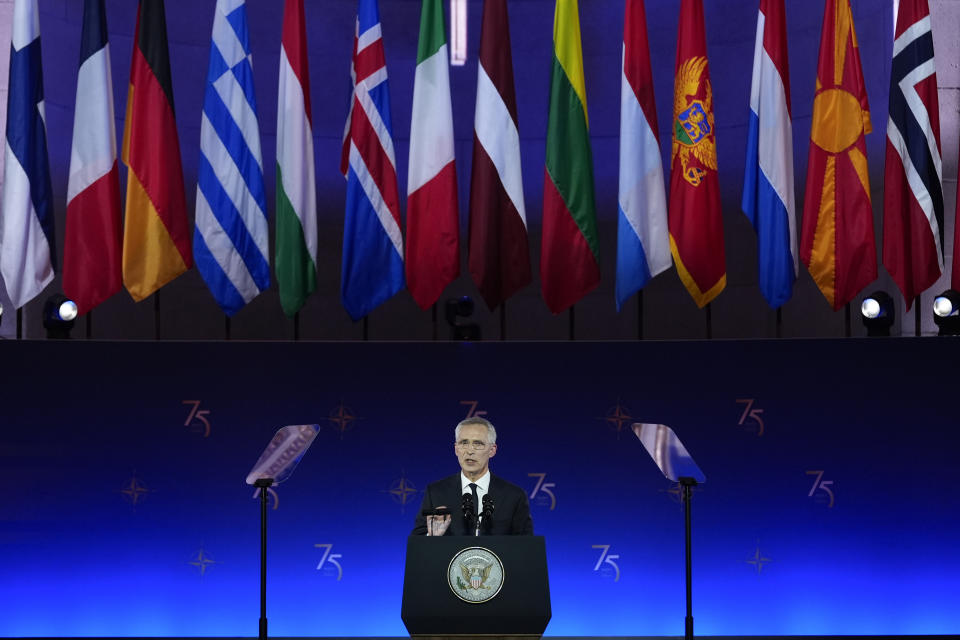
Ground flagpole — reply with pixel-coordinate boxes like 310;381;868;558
225;316;231;341
569;305;575;341
914;296;921;336
17;308;22;340
155;292;161;341
86;310;93;339
637;292;644;340
363;316;369;341
500;303;507;341
293;312;300;341
844;303;851;337
705;303;712;339
432;304;438;341
775;308;782;339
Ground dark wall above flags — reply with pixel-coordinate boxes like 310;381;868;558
1;0;958;340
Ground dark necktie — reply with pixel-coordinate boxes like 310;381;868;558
469;483;479;517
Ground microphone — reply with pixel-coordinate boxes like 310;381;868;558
462;492;475;530
481;494;494;533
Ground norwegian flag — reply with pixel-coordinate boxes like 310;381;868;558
883;0;943;309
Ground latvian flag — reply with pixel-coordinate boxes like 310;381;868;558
616;0;670;312
122;0;192;302
467;0;530;312
341;0;404;320
406;0;460;311
883;0;943;309
741;0;797;309
0;0;55;309
63;0;123;316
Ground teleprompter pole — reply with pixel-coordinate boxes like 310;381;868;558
681;477;696;640
255;478;274;640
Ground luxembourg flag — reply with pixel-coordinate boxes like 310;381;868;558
0;0;55;309
741;0;797;309
616;0;670;312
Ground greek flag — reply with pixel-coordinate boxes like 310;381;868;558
194;0;269;316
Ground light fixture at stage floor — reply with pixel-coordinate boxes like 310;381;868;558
43;294;78;339
860;290;894;337
933;289;960;336
445;295;480;341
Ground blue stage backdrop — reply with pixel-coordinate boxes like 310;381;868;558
1;339;958;637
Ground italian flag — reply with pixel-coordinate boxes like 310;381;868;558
541;0;600;314
406;0;460;310
275;0;318;316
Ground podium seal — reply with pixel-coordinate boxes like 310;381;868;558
447;546;504;603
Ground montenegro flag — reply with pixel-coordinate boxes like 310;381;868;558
121;0;191;302
668;0;725;308
801;0;876;311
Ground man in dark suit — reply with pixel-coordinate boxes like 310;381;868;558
412;417;533;536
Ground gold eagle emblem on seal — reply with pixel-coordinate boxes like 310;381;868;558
671;56;717;187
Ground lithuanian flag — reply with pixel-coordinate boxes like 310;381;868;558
540;0;599;314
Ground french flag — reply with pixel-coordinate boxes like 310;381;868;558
63;0;123;315
0;0;55;309
741;0;797;309
615;0;670;312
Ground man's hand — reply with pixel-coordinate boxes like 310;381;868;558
426;512;451;536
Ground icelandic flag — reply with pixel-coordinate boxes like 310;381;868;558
741;0;797;309
0;0;54;309
340;0;404;320
616;0;670;312
194;0;269;316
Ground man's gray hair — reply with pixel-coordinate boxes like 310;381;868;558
455;416;497;445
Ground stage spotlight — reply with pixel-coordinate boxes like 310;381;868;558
860;290;894;337
43;294;78;339
933;289;960;336
445;296;480;341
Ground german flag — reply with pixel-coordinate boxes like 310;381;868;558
121;0;191;301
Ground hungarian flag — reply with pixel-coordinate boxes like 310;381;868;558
406;0;459;310
741;0;797;309
276;0;318;316
467;0;530;311
340;0;404;320
541;0;600;314
0;0;54;309
800;0;875;311
616;0;670;312
63;0;122;316
883;0;942;310
668;0;725;308
122;0;192;301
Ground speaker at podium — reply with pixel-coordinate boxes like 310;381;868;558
401;535;552;640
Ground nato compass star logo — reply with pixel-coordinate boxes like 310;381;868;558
328;401;361;439
746;541;772;574
598;400;633;438
189;547;218;577
119;473;151;506
384;471;418;512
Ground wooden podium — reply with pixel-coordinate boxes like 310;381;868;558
401;535;551;640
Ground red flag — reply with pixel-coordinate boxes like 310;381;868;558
883;0;943;310
668;0;725;308
467;0;530;311
800;0;875;311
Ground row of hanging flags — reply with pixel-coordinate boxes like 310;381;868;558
0;0;954;320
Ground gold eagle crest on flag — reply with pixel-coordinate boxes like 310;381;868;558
672;56;717;187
